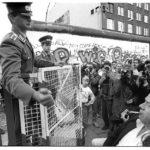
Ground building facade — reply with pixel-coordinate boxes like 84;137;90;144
102;3;150;37
48;3;101;29
47;3;150;37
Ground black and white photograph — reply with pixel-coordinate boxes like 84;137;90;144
0;0;150;147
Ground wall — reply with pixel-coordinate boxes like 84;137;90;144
28;31;149;65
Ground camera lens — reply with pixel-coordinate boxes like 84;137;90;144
105;67;110;71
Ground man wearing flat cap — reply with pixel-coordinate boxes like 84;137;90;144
0;2;55;145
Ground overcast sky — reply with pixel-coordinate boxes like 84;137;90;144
0;0;147;42
0;0;54;42
0;0;93;42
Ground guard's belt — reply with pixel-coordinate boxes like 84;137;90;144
21;73;38;79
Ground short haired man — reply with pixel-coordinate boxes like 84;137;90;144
99;61;113;130
0;2;55;145
111;61;117;73
133;58;140;75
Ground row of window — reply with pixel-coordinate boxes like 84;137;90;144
107;3;149;14
136;3;149;10
108;3;149;13
91;3;149;15
119;7;149;23
106;19;149;36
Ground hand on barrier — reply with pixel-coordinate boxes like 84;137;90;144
84;102;91;106
54;61;65;67
32;88;54;106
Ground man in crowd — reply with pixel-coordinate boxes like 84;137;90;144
90;62;101;128
133;58;141;75
0;2;56;145
111;61;117;73
92;93;150;146
99;61;114;130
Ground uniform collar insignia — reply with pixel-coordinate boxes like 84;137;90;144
41;51;47;57
18;34;26;43
9;32;18;41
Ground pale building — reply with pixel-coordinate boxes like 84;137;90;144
47;3;102;30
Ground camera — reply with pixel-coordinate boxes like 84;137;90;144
104;65;111;71
139;76;147;86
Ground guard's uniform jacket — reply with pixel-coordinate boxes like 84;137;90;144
0;32;55;145
36;51;56;64
0;32;54;104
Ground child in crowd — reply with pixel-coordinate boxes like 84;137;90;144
79;75;95;133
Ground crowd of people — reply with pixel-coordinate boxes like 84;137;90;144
80;58;150;146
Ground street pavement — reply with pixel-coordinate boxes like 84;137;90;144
0;106;108;146
84;109;108;146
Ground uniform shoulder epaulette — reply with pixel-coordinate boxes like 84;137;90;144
18;34;26;43
9;32;18;41
2;32;18;43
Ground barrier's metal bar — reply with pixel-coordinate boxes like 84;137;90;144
40;104;47;139
48;104;79;133
0;135;2;146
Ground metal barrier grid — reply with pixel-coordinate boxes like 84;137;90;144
19;65;82;146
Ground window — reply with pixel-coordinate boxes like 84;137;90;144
128;10;133;19
118;21;124;32
144;15;148;23
107;19;114;30
144;3;149;10
144;28;149;36
118;7;124;16
136;13;141;21
128;24;133;33
95;6;100;13
108;3;114;13
136;26;141;35
91;9;94;15
137;3;142;8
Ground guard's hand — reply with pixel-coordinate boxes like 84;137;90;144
32;88;54;106
54;61;65;67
